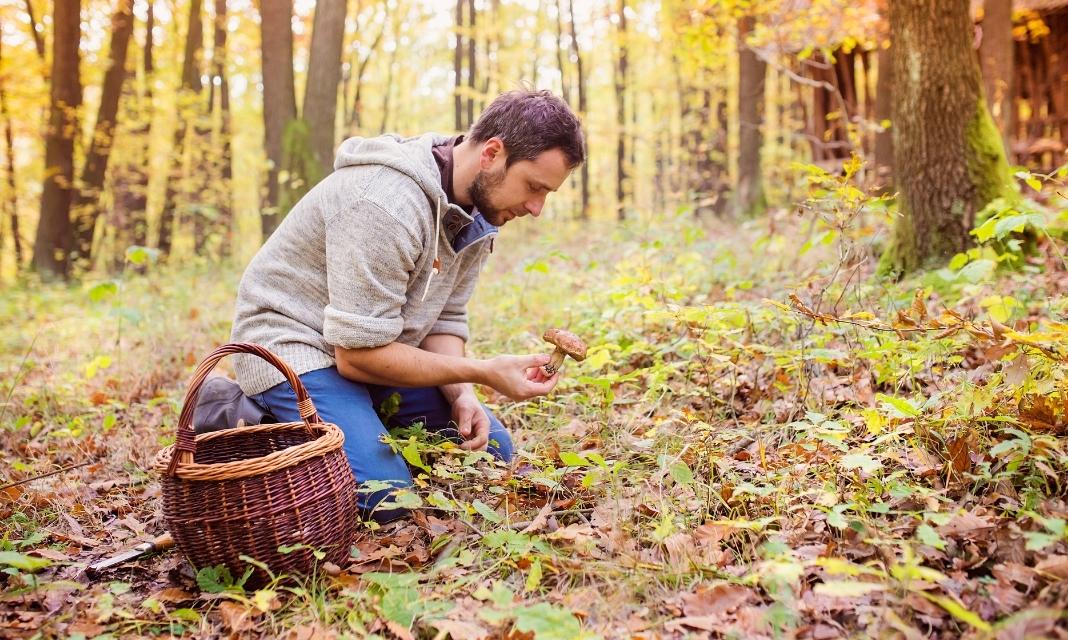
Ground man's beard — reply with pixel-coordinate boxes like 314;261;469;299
469;166;508;226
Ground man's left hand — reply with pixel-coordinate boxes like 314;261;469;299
451;392;490;451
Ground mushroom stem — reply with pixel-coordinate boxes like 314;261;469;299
543;348;567;375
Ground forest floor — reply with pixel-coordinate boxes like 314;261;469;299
1;190;1068;639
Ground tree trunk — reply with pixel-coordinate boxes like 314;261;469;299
882;0;1015;274
158;0;204;257
32;0;82;279
349;19;385;133
553;0;570;105
614;0;628;220
874;37;894;187
454;0;464;131
0;36;23;272
131;0;153;249
71;0;135;268
303;0;348;176
466;0;476;128
735;15;766;218
566;0;588;218
23;0;46;60
200;0;232;257
258;0;297;239
979;0;1014;152
380;25;398;134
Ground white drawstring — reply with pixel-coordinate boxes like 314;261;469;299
420;197;443;301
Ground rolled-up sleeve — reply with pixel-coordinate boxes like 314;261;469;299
322;200;422;349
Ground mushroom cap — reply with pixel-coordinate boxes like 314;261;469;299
542;328;587;360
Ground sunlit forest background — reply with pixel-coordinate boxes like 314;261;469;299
7;0;1062;277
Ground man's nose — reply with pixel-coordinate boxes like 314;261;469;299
525;197;545;217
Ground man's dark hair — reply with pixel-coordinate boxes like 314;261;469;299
468;90;585;169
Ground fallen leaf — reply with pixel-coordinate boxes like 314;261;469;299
680;583;752;618
430;619;492;640
151;587;195;604
216;601;255;634
1034;555;1068;580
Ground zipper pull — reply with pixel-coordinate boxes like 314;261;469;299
432;258;441;273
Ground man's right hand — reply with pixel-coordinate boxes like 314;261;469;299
483;354;560;400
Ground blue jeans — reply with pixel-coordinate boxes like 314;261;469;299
253;367;513;522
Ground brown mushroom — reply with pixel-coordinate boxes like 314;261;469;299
542;328;587;376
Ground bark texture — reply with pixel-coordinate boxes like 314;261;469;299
303;0;347;176
71;0;135;266
979;0;1014;151
32;0;82;279
736;15;766;218
883;0;1015;274
258;0;297;238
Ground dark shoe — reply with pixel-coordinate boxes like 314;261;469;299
192;376;276;434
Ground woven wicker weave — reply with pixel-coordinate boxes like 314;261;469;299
154;343;358;586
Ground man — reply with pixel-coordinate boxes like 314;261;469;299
228;90;585;522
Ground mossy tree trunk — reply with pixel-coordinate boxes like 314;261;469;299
882;0;1015;275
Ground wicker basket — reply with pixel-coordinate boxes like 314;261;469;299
154;343;358;587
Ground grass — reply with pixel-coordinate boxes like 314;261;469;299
1;196;1067;638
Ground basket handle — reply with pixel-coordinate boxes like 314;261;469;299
167;343;322;476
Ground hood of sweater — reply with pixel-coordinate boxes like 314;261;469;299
333;132;485;300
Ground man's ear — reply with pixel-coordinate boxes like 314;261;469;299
479;137;506;170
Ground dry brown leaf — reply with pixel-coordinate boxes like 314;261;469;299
151;587;195;604
947;435;972;475
430;619;492;640
680;583;752;618
665;616;721;632
216;601;255;634
385;620;415;640
1034;555;1068;580
283;624;337;640
937;510;996;540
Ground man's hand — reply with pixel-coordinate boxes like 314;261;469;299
451;392;490;451
484;354;560;400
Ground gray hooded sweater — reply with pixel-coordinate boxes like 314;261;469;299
230;133;497;396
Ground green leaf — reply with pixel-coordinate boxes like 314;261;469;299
88;281;119;303
558;451;587;467
513;603;583;640
1025;176;1043;192
840;453;882;474
196;565;235;593
524;558;543;592
994;213;1043;239
380;586;421;627
921;593;991;632
916;524;946;550
471;499;503;524
0;551;52;573
813;581;885;597
876;394;920;418
401;442;430;473
957;259;996;283
668;462;694;486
